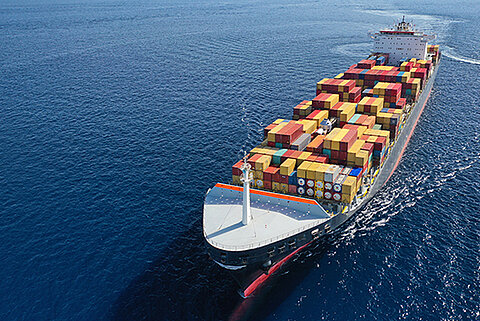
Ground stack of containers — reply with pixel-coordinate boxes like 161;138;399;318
312;93;340;110
293;100;313;120
306;135;325;154
263;119;287;139
273;122;304;149
343;123;367;138
341;176;359;203
264;165;280;191
323;165;342;201
267;121;303;148
348;167;363;194
357;59;376;69
376;111;402;140
400;61;414;71
328;102;357;123
322;128;357;165
427;45;440;63
409;66;428;89
402;78;421;101
359;133;388;167
372;82;402;108
356;97;384;115
306;110;329;127
279;158;298;194
296;161;313;196
338;87;362;103
347;114;376;129
316;79;356;96
347;139;365;167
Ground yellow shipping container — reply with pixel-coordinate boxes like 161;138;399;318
341;189;356;203
373;82;389;96
323;94;340;109
280;183;289;193
355;126;368;138
377;112;392;125
365;128;390;142
306;162;320;180
280;158;296;176
249;147;263;156
254;170;263;180
232;175;241;185
255;155;271;171
324;128;341;150
347;139;365;162
298;119;318;133
332;129;349;150
273;118;285;124
339;103;356;122
272;182;281;191
334;73;344;79
342;176;357;194
297;161;314;178
296;151;312;166
262;148;278;156
315;163;330;181
267;122;288;142
316;78;329;90
309;110;329;126
355;150;369;166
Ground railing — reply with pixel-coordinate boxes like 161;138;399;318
205;220;325;251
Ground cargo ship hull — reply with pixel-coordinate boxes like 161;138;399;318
205;60;440;297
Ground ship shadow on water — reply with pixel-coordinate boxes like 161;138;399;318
110;214;333;321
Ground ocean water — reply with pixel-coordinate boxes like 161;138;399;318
1;0;479;320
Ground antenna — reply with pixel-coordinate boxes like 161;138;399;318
240;151;253;225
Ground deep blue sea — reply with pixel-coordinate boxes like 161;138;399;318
1;0;479;320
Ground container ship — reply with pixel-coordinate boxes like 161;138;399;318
203;18;441;298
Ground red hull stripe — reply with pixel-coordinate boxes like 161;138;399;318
384;86;432;185
215;183;318;205
242;240;314;298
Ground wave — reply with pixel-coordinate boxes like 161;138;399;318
442;50;480;65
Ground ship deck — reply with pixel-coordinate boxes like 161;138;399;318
203;183;330;251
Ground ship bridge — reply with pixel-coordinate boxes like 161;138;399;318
203;183;331;252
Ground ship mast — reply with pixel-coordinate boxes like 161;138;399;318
240;153;253;225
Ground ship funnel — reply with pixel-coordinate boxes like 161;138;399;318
240;153;253;225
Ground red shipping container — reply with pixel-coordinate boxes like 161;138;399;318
279;174;289;184
264;123;277;139
306;155;318;162
248;154;262;170
281;149;295;163
264;180;272;190
316;155;328;163
290;150;303;159
361;142;374;156
263;166;278;182
288;184;297;194
374;136;387;151
273;169;282;183
331;150;339;160
360;134;370;141
232;160;243;176
339;151;347;161
267;141;276;147
339;131;357;151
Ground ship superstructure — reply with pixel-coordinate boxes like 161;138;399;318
371;16;435;65
203;19;441;297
